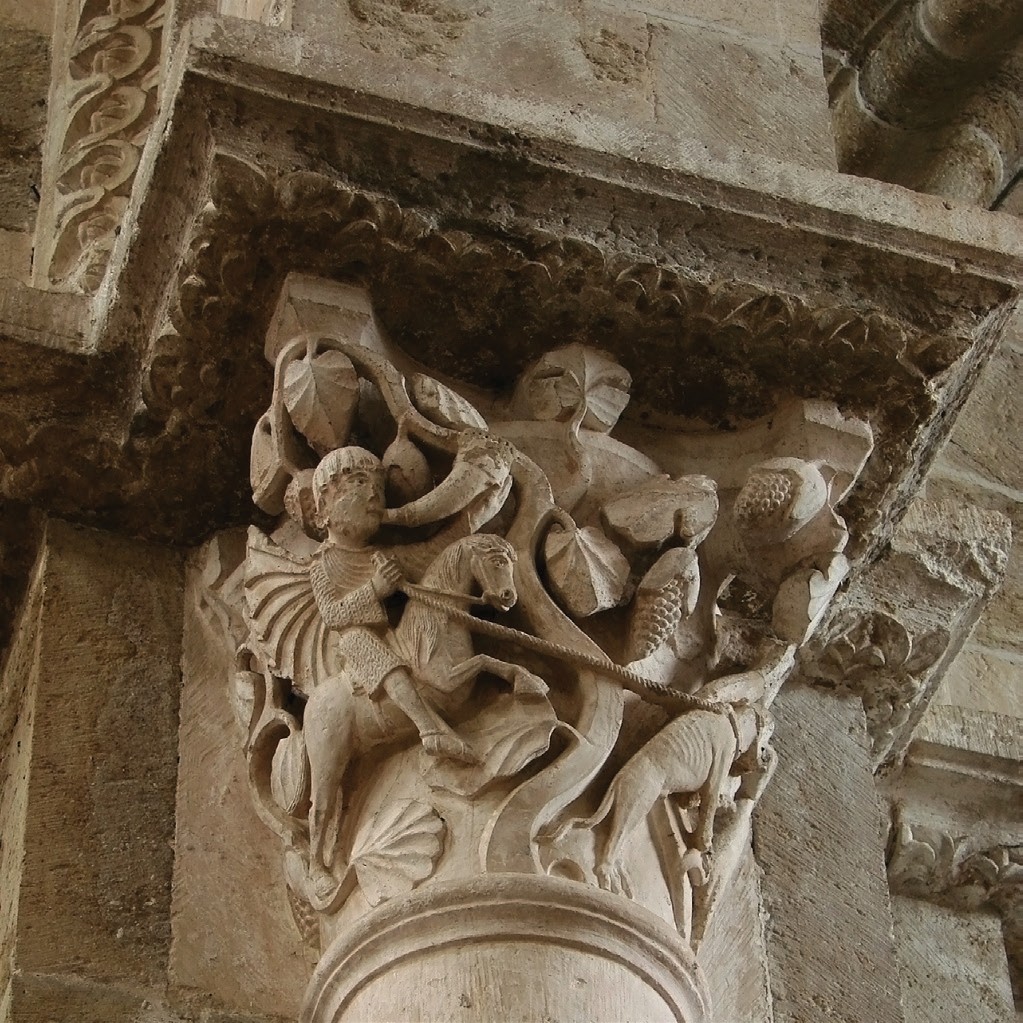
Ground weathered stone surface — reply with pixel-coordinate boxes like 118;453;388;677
800;498;1011;767
755;686;905;1023
172;543;312;1020
10;522;182;989
0;28;47;233
894;897;1016;1023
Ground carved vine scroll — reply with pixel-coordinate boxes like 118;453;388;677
35;0;166;292
203;302;872;959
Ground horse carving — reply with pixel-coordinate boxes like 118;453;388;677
246;529;548;900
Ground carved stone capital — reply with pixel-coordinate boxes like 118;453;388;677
800;499;1011;767
888;813;1023;1002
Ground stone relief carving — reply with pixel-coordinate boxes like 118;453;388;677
807;611;949;756
888;814;1022;1001
202;303;873;962
36;0;165;291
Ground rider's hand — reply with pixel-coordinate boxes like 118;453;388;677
371;553;403;599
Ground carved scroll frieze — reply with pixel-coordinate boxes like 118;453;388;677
36;0;165;292
199;278;873;991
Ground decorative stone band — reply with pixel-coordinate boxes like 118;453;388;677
888;817;1022;1000
302;875;712;1023
34;0;166;292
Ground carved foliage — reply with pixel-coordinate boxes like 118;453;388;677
888;817;1023;1002
808;611;947;753
43;0;165;290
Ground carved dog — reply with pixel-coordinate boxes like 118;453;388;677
556;704;763;894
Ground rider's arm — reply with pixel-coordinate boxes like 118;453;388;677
311;559;387;630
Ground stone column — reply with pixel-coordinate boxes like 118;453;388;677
0;522;182;1020
755;686;907;1023
194;277;877;1023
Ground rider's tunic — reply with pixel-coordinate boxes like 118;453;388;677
310;542;406;697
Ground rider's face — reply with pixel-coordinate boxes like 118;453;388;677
324;470;384;543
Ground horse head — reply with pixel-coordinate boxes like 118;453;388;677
465;534;518;612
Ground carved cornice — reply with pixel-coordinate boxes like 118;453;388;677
799;499;1011;768
888;814;1022;1001
135;156;984;547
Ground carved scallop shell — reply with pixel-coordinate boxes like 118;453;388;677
350;799;446;906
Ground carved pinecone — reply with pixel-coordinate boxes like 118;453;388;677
626;547;698;662
734;470;793;527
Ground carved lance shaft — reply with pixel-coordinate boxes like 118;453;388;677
400;581;724;712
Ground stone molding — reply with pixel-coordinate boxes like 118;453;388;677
799;498;1011;768
33;0;167;292
888;813;1022;1002
827;0;1023;206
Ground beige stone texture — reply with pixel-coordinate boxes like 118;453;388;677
0;0;53;36
755;686;905;1023
170;544;311;1020
0;554;43;1010
894;898;1016;1023
640;0;825;49
0;230;31;283
287;0;835;169
695;847;772;1023
8;523;183;997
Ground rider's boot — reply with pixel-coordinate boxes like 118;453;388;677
422;729;479;764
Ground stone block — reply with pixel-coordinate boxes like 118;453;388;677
169;545;311;1020
696;847;772;1023
0;28;48;232
938;340;1023;498
755;686;905;1023
288;0;833;169
922;472;1022;657
638;0;825;50
893;897;1015;1023
0;1;54;35
12;522;182;990
648;17;836;168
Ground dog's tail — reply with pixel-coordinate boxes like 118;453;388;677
548;780;618;844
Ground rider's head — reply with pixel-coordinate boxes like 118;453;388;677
313;446;385;544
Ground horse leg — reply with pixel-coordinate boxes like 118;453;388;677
382;669;478;764
304;681;354;896
448;653;548;698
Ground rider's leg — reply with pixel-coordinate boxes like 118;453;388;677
381;669;478;763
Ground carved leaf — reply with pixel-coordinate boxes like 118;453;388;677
270;730;309;816
283;350;359;455
544;524;629;617
350;799;446;906
518;345;630;433
428;692;558;797
603;475;718;550
409;373;488;430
